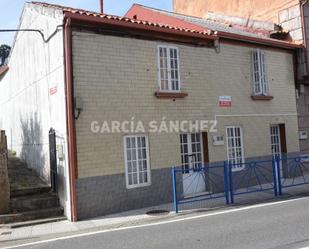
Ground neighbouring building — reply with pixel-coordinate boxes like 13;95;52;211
173;0;309;154
0;2;302;221
173;0;299;23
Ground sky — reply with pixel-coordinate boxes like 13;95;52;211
0;0;172;46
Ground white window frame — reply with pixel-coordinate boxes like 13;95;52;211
157;45;181;92
226;126;245;171
251;49;268;96
270;124;281;159
180;133;204;172
123;135;151;189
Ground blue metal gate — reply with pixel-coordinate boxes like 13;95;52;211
172;162;229;213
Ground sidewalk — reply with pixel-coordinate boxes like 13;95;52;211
0;202;176;248
0;185;308;248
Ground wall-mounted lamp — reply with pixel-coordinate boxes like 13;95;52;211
74;96;83;120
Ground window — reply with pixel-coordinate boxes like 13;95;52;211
157;45;180;92
270;125;281;158
124;135;151;188
251;49;268;96
180;133;203;172
226;126;245;170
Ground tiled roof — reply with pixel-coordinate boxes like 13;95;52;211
126;4;301;48
139;5;281;41
31;2;301;48
31;2;215;36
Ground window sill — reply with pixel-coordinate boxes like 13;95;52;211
251;95;274;101
126;182;151;189
155;91;188;99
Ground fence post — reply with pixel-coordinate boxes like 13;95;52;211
276;156;282;196
228;161;234;204
172;166;179;213
223;161;230;205
272;157;278;197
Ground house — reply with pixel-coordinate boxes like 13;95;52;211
172;0;309;154
0;2;301;221
173;0;299;23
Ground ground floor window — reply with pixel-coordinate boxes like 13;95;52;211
226;126;245;170
180;133;203;172
124;135;151;188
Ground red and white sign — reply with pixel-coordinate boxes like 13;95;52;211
49;86;58;95
218;96;232;107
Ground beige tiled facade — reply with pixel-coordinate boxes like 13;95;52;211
72;31;299;179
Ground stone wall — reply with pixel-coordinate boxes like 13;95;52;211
0;131;10;214
279;4;303;42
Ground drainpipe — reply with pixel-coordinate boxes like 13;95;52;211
64;17;78;222
301;0;309;79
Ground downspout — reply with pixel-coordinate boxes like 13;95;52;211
64;17;78;222
301;0;309;78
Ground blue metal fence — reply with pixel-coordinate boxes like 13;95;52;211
172;154;309;213
229;158;278;204
275;155;309;195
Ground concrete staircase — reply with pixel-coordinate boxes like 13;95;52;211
0;156;64;225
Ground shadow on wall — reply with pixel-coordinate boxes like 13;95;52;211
20;112;47;181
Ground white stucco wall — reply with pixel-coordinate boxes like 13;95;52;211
0;3;71;218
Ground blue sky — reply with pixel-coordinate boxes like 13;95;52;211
0;0;172;46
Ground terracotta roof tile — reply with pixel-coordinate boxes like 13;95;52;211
31;2;215;36
127;4;302;48
31;2;302;48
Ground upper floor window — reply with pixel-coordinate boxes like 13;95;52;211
251;49;268;96
157;45;180;92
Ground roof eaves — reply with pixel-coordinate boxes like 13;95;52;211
31;2;216;40
63;11;217;41
218;31;303;49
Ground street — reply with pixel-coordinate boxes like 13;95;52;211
3;197;309;249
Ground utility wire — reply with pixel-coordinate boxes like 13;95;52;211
0;25;63;43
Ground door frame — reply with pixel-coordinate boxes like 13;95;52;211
180;133;204;171
202;132;210;164
279;124;287;154
180;132;208;197
270;123;287;178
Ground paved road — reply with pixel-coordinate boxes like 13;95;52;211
5;197;309;249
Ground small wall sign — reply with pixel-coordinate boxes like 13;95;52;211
49;86;58;95
213;135;225;146
299;131;308;140
218;96;232;107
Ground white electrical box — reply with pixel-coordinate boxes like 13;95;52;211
299;131;308;140
213;135;225;146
